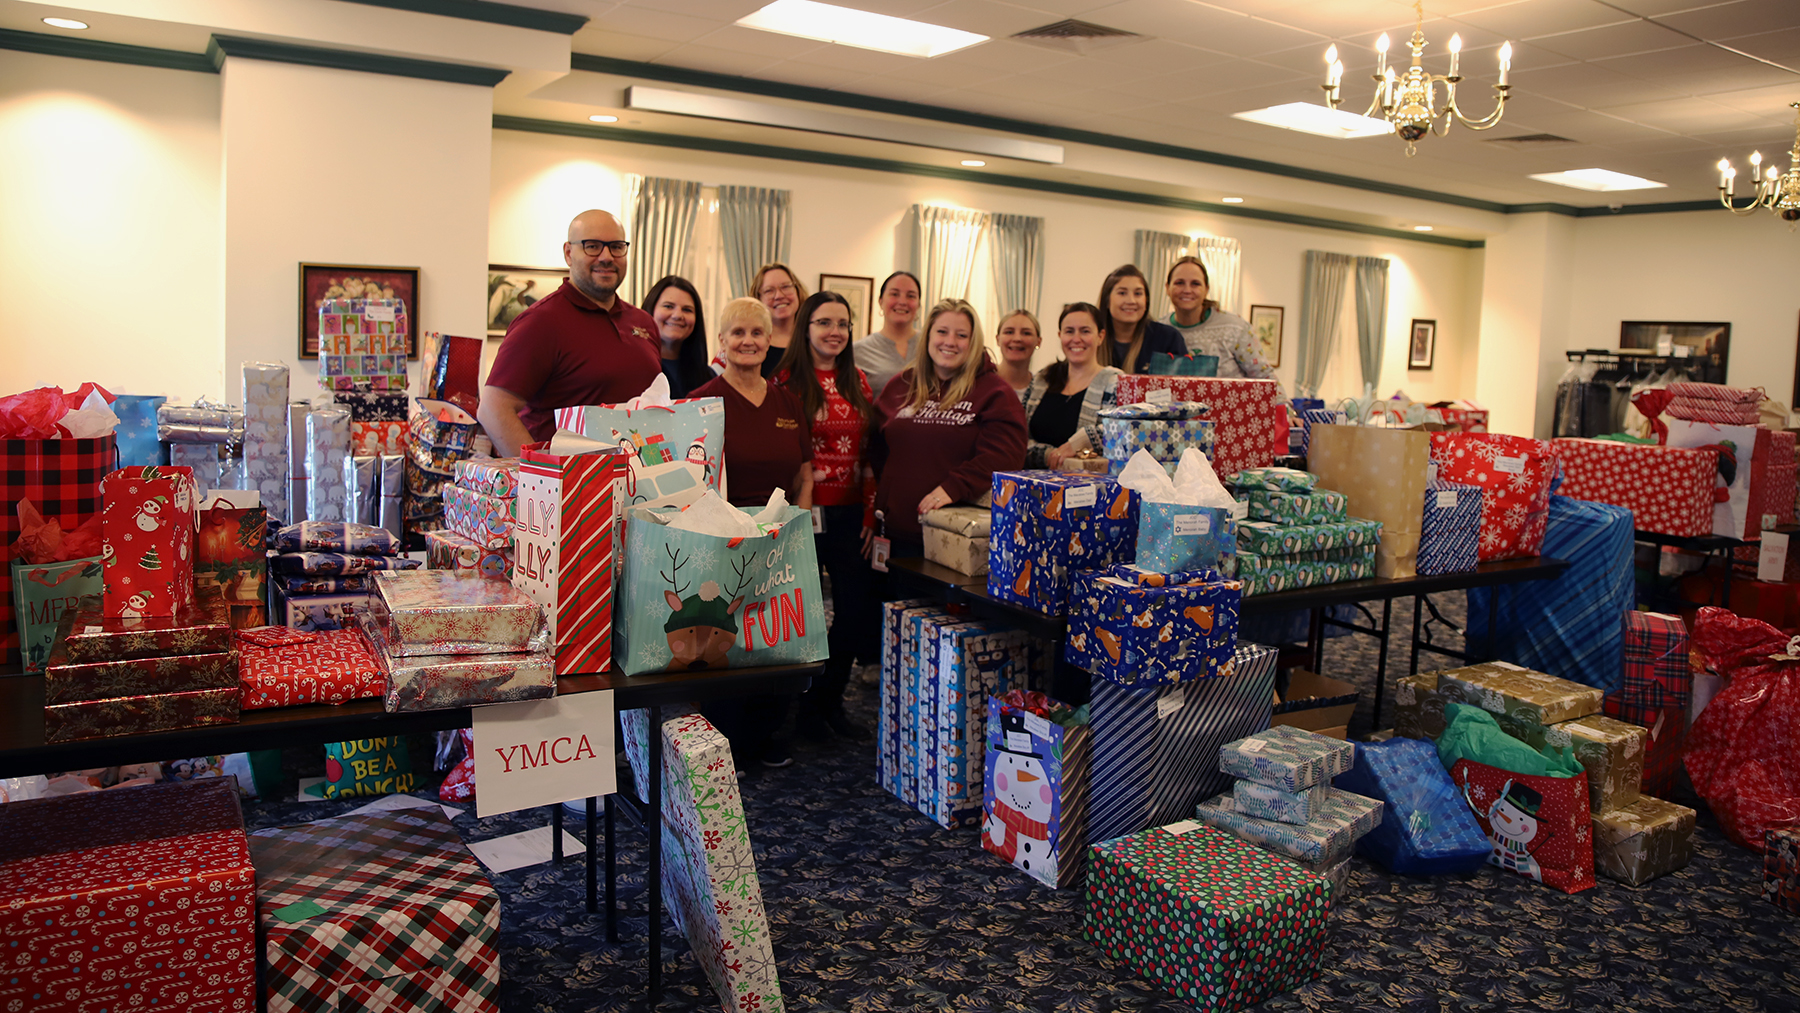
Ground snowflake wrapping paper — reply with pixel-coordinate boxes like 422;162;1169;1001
1084;824;1328;1012
1113;376;1281;481
1764;827;1800;914
306;405;353;524
453;459;520;498
59;597;231;661
350;419;408;457
44;637;236;704
987;470;1139;615
1097;402;1216;473
1546;713;1646;817
1607;611;1691;797
1551;438;1718;537
1435;661;1605;749
1241;488;1348;526
1428;431;1559;562
1329;736;1492;876
1065;565;1243;688
360;609;553;713
243;362;290;524
111;393;166;468
250;808;500;1013
426;528;515;580
1232;778;1327;825
236;626;384;709
1235;516;1381;556
1417;479;1483;576
444;483;515;550
332;389;411;423
981;692;1091;889
1219;724;1356;792
44;685;241;743
1593;794;1695;887
0;779;256;1013
370;570;542;656
1195;786;1383;864
620;708;784;1013
101;465;199;618
512;445;624;676
1230;543;1376;596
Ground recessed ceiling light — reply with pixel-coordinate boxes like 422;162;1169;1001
42;17;88;29
960;159;986;167
588;114;619;123
1413;225;1434;232
1221;196;1244;204
736;0;988;59
1528;168;1667;192
1232;102;1393;140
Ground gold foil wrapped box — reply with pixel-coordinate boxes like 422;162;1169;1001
1434;662;1604;746
1548;714;1646;816
1592;795;1695;887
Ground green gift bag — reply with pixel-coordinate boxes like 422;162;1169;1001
11;558;103;673
615;505;829;675
1146;352;1219;377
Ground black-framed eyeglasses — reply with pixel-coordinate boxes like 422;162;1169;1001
577;239;629;257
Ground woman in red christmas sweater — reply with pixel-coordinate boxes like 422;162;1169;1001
868;297;1028;563
774;291;879;741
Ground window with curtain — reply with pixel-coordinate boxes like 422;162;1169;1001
987;212;1043;323
717;185;792;298
622;174;702;305
1134;231;1243;320
1295;251;1355;400
908;204;989;316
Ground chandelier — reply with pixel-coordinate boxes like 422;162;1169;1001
1321;0;1512;157
1717;102;1800;222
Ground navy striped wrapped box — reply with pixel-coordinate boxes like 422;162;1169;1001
1417;479;1482;576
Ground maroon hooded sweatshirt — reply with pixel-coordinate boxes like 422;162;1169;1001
868;358;1027;540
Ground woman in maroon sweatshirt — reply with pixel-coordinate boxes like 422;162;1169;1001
868;297;1028;562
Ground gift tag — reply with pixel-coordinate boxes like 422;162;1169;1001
1023;711;1052;739
1494;455;1525;475
1065;484;1098;510
1230;499;1249;521
1758;530;1788;583
1173;513;1212;536
811;506;824;534
1006;731;1034;752
1436;490;1458;509
1145;388;1174;406
272;899;330;923
1239;738;1267;753
364;303;397;322
1155;694;1184;719
1161;820;1202;836
871;536;891;573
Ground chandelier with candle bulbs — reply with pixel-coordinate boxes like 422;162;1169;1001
1716;102;1800;222
1322;0;1513;157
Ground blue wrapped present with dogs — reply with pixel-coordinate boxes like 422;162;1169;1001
1066;565;1243;688
988;471;1138;615
1098;402;1215;475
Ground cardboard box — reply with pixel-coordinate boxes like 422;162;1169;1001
1271;669;1358;733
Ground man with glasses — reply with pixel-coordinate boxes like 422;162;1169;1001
481;209;662;457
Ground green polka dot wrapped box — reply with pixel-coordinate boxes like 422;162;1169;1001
1084;824;1329;1010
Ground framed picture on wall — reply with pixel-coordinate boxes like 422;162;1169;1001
1408;319;1437;370
818;274;875;337
488;265;569;337
1248;305;1284;368
299;264;420;359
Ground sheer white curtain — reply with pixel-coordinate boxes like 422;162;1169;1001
1295;251;1355;400
622;174;702;305
1134;230;1186;321
908;204;989;315
717;184;792;298
1134;231;1243;319
987;212;1044;321
1354;256;1391;393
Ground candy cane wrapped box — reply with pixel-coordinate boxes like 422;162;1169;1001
512;443;627;675
101;465;200;618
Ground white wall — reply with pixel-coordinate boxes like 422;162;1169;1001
489;128;1482;405
0;51;222;399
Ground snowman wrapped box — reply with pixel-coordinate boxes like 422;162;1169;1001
987;471;1138;616
1065;565;1243;689
101;466;200;619
982;691;1090;889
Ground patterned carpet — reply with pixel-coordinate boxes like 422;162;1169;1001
241;592;1800;1012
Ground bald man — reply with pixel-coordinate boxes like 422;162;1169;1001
481;209;662;457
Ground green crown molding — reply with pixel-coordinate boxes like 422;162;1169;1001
0;26;214;73
334;0;587;35
493;114;1485;249
1574;200;1721;217
207;34;509;87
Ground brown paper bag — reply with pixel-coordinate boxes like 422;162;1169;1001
1307;424;1429;579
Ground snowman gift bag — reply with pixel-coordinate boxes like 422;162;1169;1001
101;466;200;619
982;690;1091;889
1450;758;1596;894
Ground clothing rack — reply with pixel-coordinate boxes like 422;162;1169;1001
1564;348;1724;383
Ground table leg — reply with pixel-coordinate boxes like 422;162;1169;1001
552;803;563;863
649;703;663;1006
1372;598;1392;730
1308;606;1324;673
604;792;617;944
1409;593;1424;679
1487;588;1500;661
1720;549;1733;610
586;796;597;914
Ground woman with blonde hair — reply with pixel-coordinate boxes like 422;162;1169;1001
868;298;1027;560
993;308;1042;397
1020;302;1121;470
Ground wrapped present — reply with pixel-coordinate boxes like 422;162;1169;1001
272;584;370;631
1065;564;1243;687
1664;419;1772;540
379;453;404;538
350;419;408;457
194;490;268;630
1428;400;1489;433
1088;640;1277;843
0;779;255;1013
1309;424;1428;578
926;623;1029;827
1393;671;1446;741
1235;516;1380;556
275;573;372;595
1135;502;1236;574
1097;401;1215;473
158;400;243;443
513;443;625;675
166;441;232;498
1450;758;1596;893
1232;467;1317;493
1429;431;1559;561
921;504;991;538
1232;543;1376;596
1113;376;1281;480
1330;736;1492;875
877;599;941;798
1242;488;1347;526
333;388;410;423
271;516;408;553
620;709;784;1013
454;458;520;499
101;465;199;619
987;470;1138;615
271;551;421;576
1607;611;1691;797
318;298;410;390
60;598;231;661
1551;439;1718;538
242;362;289;523
982;690;1090;888
345;455;379;525
305;405;352;524
1434;661;1605;748
44;636;236;704
1547;714;1645;816
1417;479;1482;577
424;333;484;416
1085;824;1328;1011
555;396;726;508
1219;724;1356;792
11;556;103;672
251;808;500;1013
360;609;555;712
1667;395;1760;425
1593;794;1695;887
237;626;384;709
370;569;542;656
425;528;514;579
894;611;980;809
112;394;167;468
1765;827;1800;914
1232;779;1326;825
444;483;515;549
409;398;477;463
45;685;240;742
1768;430;1796;526
923;524;988;576
1194;787;1383;863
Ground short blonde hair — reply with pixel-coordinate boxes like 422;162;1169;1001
717;296;773;335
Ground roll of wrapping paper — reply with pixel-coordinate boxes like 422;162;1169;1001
346;455;379;526
157;420;242;443
306;405;352;523
158;402;238;427
168;442;226;499
243;361;290;524
379;454;404;538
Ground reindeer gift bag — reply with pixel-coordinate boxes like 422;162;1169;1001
614;502;828;675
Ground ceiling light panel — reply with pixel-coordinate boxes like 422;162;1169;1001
1528;168;1668;191
1232;102;1395;139
736;0;989;59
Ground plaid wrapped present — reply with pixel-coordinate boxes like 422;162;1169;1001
1765;827;1800;914
1605;611;1690;796
1066;564;1243;688
1219;724;1355;792
1231;543;1376;596
1418;480;1482;576
1113;376;1281;480
1232;778;1327;825
250;809;500;1013
444;484;514;550
1194;787;1384;863
1097;401;1215;474
1235;517;1380;556
1232;467;1317;493
987;470;1138;615
1241;488;1347;526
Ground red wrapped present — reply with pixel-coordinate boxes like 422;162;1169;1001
0;433;115;665
250;809;500;1013
351;419;408;457
1685;606;1800;851
1767;430;1796;527
45;685;240;743
1429;401;1489;433
1429;432;1558;561
236;626;384;709
60;597;232;661
1113;376;1280;481
1552;439;1718;538
44;636;237;704
513;443;626;675
102;465;200;618
1606;611;1691;797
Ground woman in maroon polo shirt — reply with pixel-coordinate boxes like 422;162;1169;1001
691;297;814;509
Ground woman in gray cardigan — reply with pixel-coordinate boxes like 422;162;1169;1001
1020;302;1123;469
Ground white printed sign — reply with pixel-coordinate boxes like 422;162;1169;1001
472;691;617;818
1758;531;1789;584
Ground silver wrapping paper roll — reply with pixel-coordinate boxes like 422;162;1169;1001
306;405;352;523
345;455;379;526
379;454;404;538
288;402;311;524
158;401;236;427
243;362;290;524
168;442;224;499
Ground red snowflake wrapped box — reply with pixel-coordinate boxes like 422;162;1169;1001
1113;376;1281;481
1551;439;1718;537
250;808;500;1013
370;569;544;656
1428;432;1558;561
101;465;200;617
236;626;385;709
1767;430;1796;527
0;778;256;1013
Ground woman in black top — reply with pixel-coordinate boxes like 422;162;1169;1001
1097;264;1187;374
1019;302;1123;470
642;275;713;398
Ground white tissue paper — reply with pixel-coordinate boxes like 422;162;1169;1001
1116;448;1237;507
664;489;790;538
619;373;676;410
59;388;121;439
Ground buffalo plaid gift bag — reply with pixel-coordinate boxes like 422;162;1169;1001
2;433;117;664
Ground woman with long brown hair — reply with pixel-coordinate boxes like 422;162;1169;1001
1097;263;1186;374
852;270;921;395
1019;302;1122;469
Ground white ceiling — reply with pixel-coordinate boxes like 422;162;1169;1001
540;0;1800;206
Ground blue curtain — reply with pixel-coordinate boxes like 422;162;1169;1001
1354;256;1391;392
1295;251;1353;399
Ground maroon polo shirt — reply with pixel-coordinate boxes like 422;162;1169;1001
486;279;662;442
691;376;812;507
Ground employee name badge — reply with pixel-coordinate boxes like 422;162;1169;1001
811;506;824;534
871;536;891;573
